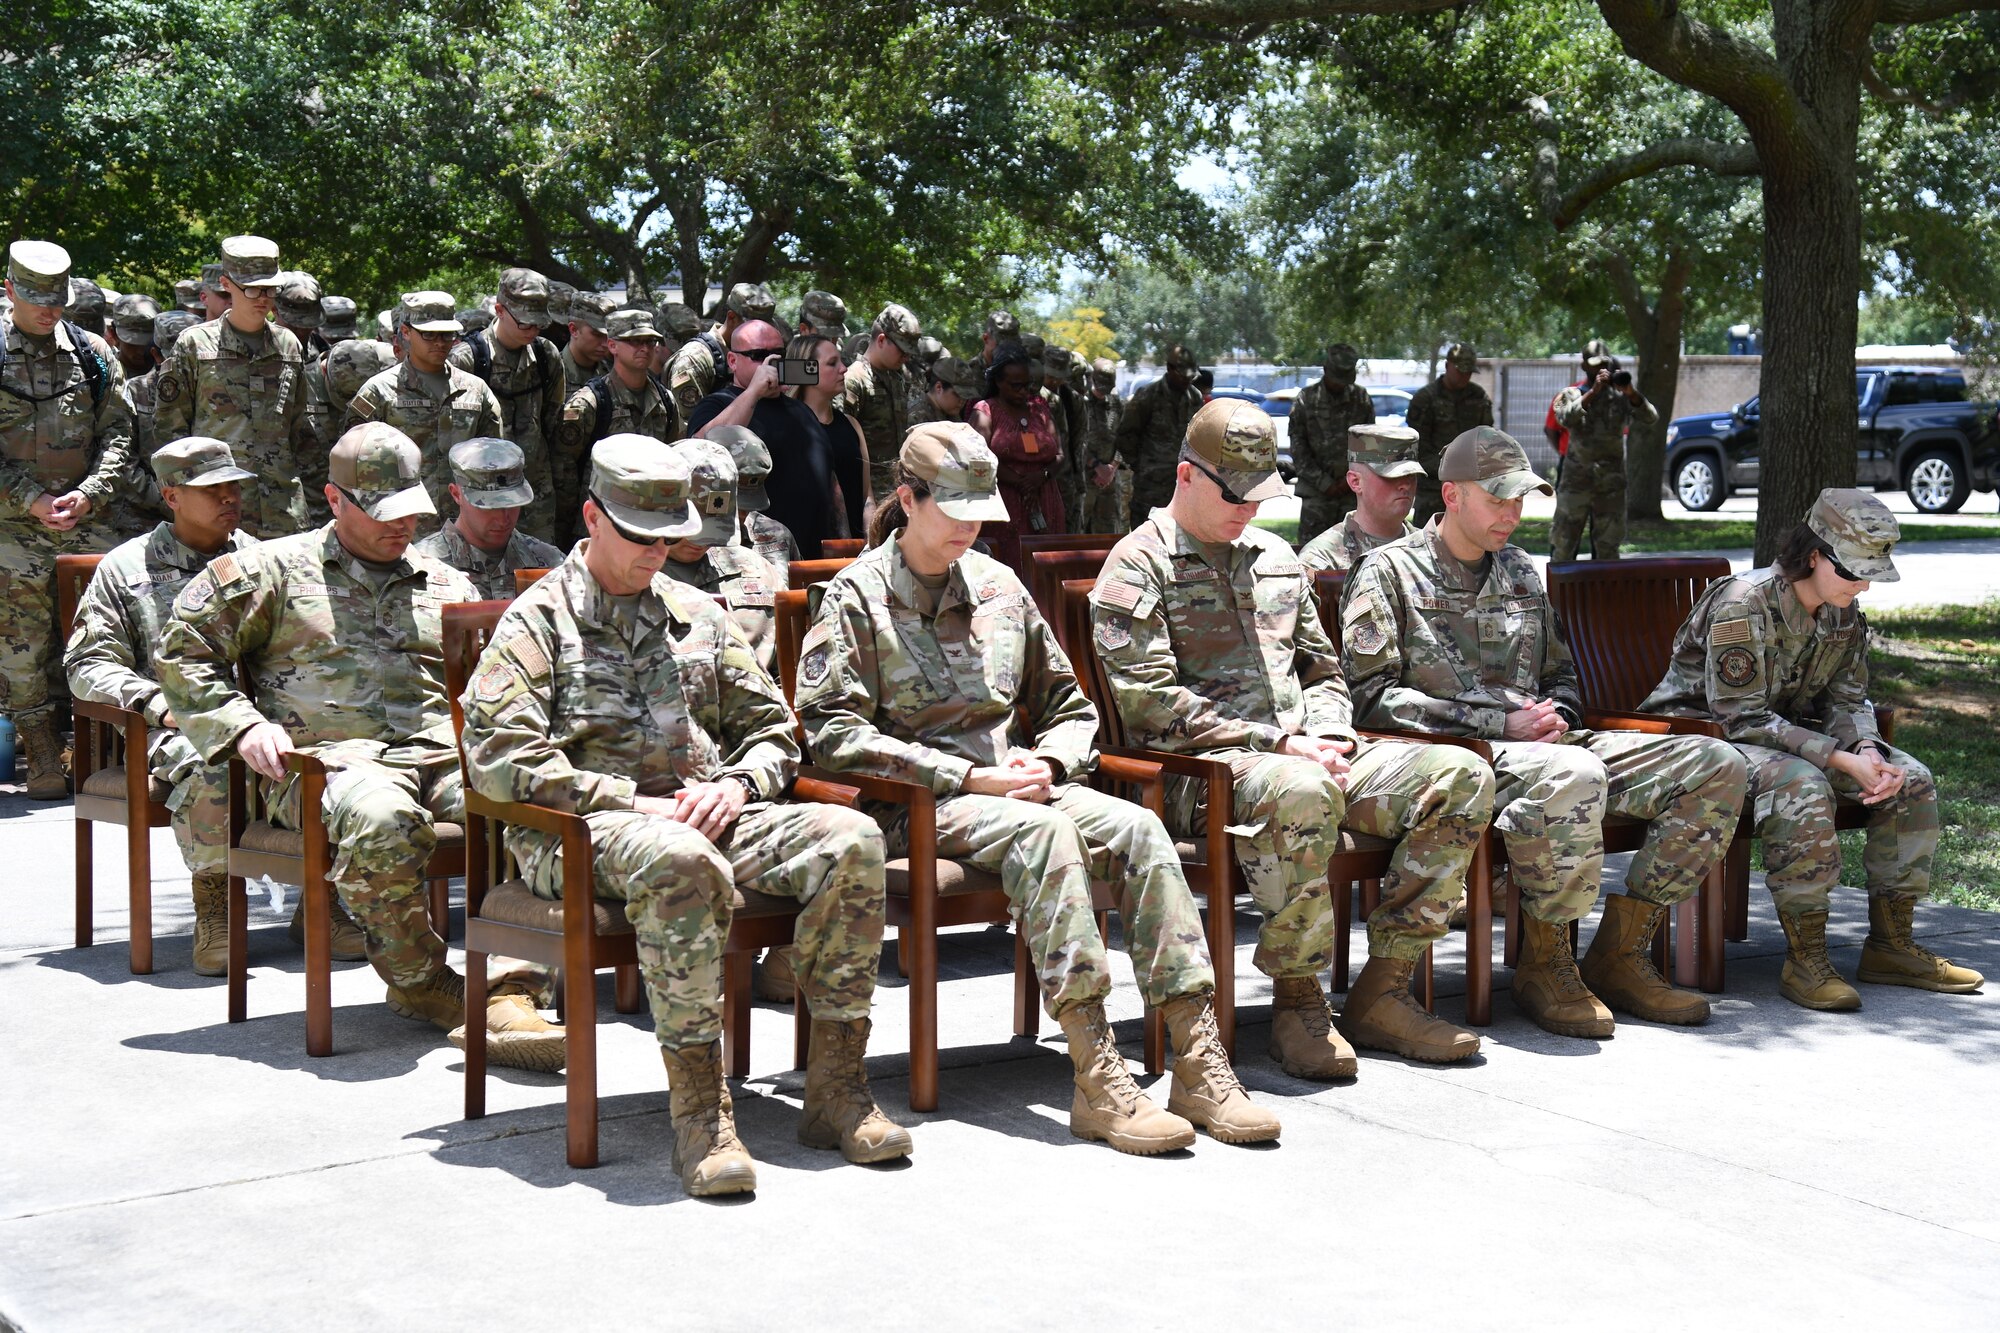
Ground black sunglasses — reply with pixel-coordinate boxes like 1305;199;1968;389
1826;553;1863;582
1189;457;1250;506
591;493;668;547
730;345;782;360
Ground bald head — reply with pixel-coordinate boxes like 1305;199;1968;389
727;319;787;389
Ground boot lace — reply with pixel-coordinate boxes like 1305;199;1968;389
1793;917;1845;985
1546;928;1593;1001
1180;1002;1245;1099
1080;1010;1144;1107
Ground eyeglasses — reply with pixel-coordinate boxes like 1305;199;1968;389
408;328;456;343
730;345;782;360
591;494;666;547
1188;458;1249;506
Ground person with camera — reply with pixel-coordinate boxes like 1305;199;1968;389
1549;351;1655;562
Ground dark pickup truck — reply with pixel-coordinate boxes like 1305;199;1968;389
1665;365;2000;513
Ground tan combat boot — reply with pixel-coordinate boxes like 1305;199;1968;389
1777;910;1862;1010
438;979;567;1073
189;870;230;977
660;1041;758;1197
754;946;798;1005
1513;913;1615;1038
288;893;369;962
797;1016;912;1162
1267;974;1358;1079
1857;895;1984;993
1336;956;1481;1063
18;712;69;800
1580;894;1711;1025
1057;1001;1194;1155
1160;991;1280;1143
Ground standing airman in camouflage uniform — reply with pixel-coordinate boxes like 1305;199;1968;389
273;272;324;352
459;439;909;1196
319;297;359;345
667;283;773;417
154;237;321;538
1115;344;1203;524
1549;354;1655;562
1289;344;1377;543
1642;490;1980;1010
173;279;205;316
344;292;505;532
410;438;564;601
156;424;562;1070
1343;427;1746;1038
906;335;946;419
1;240;136;797
66;279;107;339
560;292;615;399
447;268;567;544
1299;424;1420;574
797;423;1278;1152
907;355;980;430
109;299;171;533
1404;343;1493;527
1079;357;1128;535
558;308;682;546
107;294;161;380
197;265;230;323
978;309;1021;371
655;301;700;361
797;290;848;341
835;304;921;505
1096;402;1494;1068
1041;346;1087;531
708;424;799;581
660;440;783;675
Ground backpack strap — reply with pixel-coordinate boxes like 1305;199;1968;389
0;319;105;407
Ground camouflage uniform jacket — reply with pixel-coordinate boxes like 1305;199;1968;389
155;318;317;535
1299;515;1412;573
1;320;135;522
457;544;800;817
666;336;722;417
120;369;168;518
906;392;960;430
559;372;683;455
1639;566;1882;769
343;361;505;521
1553;383;1656;467
732;511;800;584
1079;391;1123;470
661;543;784;676
834;358;908;502
1289;379;1375;500
448;330;567;537
1341;520;1582;737
297;353;339;520
795;536;1099;794
156;524;477;763
1093;511;1356;754
559;345;604;398
411;521;564;603
1404;379;1494;480
1114;377;1203;477
65;522;258;725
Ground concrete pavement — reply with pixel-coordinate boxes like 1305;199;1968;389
4;794;1999;1330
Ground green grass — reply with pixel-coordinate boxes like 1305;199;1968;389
1254;515;2000;553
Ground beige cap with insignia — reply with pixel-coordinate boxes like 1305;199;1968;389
588;435;701;540
1807;487;1900;582
901;422;1011;523
7;240;73;308
674;440;741;546
1181;397;1291;504
153;437;257;488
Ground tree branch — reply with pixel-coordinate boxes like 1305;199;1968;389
1135;0;1457;18
1860;46;2000;113
1874;0;2000;22
1525;95;1760;229
1591;0;1814;161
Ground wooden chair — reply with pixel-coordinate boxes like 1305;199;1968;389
774;589;1167;1111
783;557;853;589
1055;576;1413;1049
514;568;553;597
820;538;866;558
444;603;824;1167
1027;548;1112;624
1018;533;1121;561
60;554;175;975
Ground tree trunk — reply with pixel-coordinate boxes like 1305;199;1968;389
1627;254;1691;522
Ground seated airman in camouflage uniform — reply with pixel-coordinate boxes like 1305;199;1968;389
1298;423;1421;574
1343;427;1746;1038
459;438;908;1197
157;424;564;1072
1289;343;1377;543
1097;401;1495;1069
709;424;799;581
66;438;369;972
410;438;564;601
797;424;1278;1152
1642;489;1981;1009
660;440;783;674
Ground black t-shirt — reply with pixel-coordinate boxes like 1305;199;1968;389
688;385;840;557
814;409;866;537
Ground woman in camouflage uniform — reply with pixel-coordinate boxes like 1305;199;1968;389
795;422;1278;1153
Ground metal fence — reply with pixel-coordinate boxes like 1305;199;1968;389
1499;363;1577;474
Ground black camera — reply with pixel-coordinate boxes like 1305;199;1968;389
779;357;820;387
1609;369;1633;388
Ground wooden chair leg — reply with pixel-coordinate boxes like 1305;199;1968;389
1418;948;1435;1013
613;963;642;1014
226;874;249;1024
1012;932;1038;1040
127;809;154;975
792;980;809;1070
1144;1008;1164;1075
909;917;940;1111
304;873;334;1058
1212;882;1237;1061
1725;839;1752;941
564;959;599;1169
428;878;450;941
464;947;489;1120
1331;878;1351;994
895;930;910;979
723;951;750;1079
1698;862;1727;994
74;813;93;950
1466;836;1492;1026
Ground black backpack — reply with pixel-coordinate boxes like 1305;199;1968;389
459;329;551;402
0;318;106;408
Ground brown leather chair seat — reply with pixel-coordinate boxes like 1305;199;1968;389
79;765;172;803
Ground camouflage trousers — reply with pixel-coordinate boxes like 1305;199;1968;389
149;730;228;874
1737;742;1938;917
1490;730;1746;923
1168;739;1494;972
1129;455;1180;529
1082;465;1132;535
520;800;886;1049
1548;455;1626;562
1296;487;1356;548
877;783;1214;1017
0;519;119;725
270;742;544;994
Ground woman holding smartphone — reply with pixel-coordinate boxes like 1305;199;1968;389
785;332;867;539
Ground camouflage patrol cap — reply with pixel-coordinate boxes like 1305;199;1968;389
1164;343;1198;371
7;241;73;307
1446;342;1478;373
902;422;1009;523
1348;423;1423;479
568;291;617;333
496;268;551;328
725;282;776;322
1439;426;1551;499
873;303;922;359
931;355;982;399
173;279;204;313
112;293;162;345
1583;337;1608;359
1020;333;1045;358
219;236;284;289
984;310;1019;339
329;423;435;522
448;437;534;510
843;331;871;362
799;290;848;335
1043;346;1074;376
656;301;700;340
320;296;359;342
275;271;324;328
547;280;575;322
201;264;227;297
675;439;741;546
1806;488;1900;582
67;278;106;324
398;291;461;333
1323;342;1360;375
913;335;945;371
325;338;397;401
375;309;395;340
458;307;494;334
1090;357;1118;385
706;425;772;512
152;437;256;488
607;307;662;341
1181;398;1290;504
153;310;201;356
588;435;700;540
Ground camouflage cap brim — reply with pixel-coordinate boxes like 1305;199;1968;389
179;461;259;487
736;477;771;513
694;500;738;547
932;486;1010;523
1478;468;1554;500
460;479;535;510
598;492;701;541
14;277;72;308
1841;548;1900;582
1361;458;1426;480
355;482;437;522
1218;466;1292;504
498;297;550;328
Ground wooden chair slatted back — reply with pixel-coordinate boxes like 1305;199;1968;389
1029;549;1111;623
1545;558;1730;711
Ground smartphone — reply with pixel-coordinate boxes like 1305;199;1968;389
779;357;820;387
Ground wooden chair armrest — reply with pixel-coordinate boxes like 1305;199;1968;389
464;788;592;842
1582;708;1685;735
805;769;936;810
1359;727;1496;761
1095;753;1163;787
1874;704;1895;745
73;698;145;730
793;773;862;807
1102;744;1231;788
283;750;331;777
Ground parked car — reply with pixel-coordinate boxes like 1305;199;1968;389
1664;366;2000;513
1368;386;1413;427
